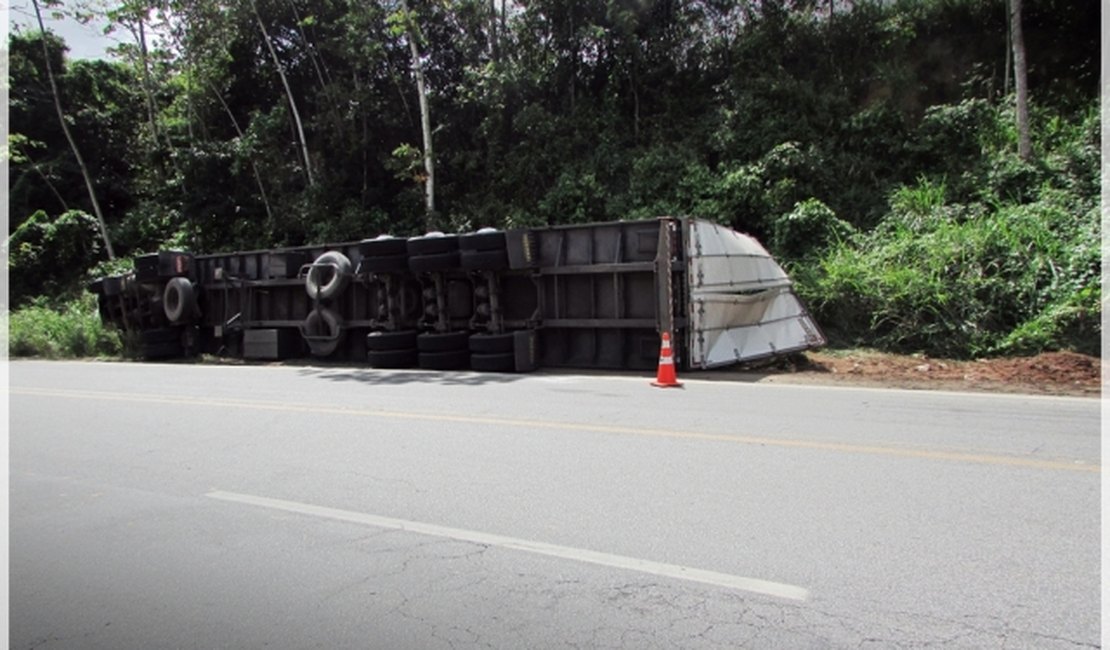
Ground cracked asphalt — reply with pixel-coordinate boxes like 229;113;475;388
9;360;1102;649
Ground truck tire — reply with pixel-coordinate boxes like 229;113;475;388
180;326;201;357
409;251;460;273
418;349;470;370
407;232;459;256
470;352;516;372
359;235;408;257
459;228;507;252
142;342;183;359
460;249;509;271
417;331;470;353
140;327;181;345
103;275;125;297
366;329;419;352
305;251;352;300
368;348;418;368
361;254;409;274
141;329;182;359
468;333;515;354
163;277;195;323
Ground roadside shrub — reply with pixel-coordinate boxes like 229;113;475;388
8;209;103;308
798;177;1099;358
997;283;1100;356
8;294;121;358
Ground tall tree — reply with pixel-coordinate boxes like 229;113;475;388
31;0;115;259
1009;0;1031;161
394;0;436;226
104;0;188;188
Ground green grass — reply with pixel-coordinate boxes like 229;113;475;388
8;294;122;359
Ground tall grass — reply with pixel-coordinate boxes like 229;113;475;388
8;294;122;359
794;184;1098;358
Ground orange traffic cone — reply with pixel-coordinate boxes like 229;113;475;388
651;331;683;388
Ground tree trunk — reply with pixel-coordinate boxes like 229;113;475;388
286;0;331;89
31;0;115;259
568;9;576;111
631;47;640;142
489;0;499;62
136;21;162;147
1010;0;1031;161
251;0;315;186
400;0;435;226
26;156;70;212
133;17;187;189
1003;0;1012;96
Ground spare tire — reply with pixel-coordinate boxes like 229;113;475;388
302;307;344;357
163;277;195;323
305;251;352;300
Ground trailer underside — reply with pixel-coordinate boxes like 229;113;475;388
90;217;825;372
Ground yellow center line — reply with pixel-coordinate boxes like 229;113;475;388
10;386;1099;474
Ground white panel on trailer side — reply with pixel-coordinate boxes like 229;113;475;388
684;219;826;368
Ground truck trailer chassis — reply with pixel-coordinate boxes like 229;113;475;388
89;217;826;373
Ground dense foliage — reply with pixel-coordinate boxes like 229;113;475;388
6;0;1100;358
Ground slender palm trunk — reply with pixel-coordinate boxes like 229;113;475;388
286;0;330;88
133;18;186;189
137;21;161;146
1010;0;1031;161
400;0;435;225
23;154;69;212
489;0;499;62
251;0;315;186
31;0;115;259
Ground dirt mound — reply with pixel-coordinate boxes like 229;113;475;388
740;350;1101;396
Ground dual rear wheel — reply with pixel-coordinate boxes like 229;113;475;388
365;329;521;373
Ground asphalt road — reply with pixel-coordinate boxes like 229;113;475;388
8;360;1102;649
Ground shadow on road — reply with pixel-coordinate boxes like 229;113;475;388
196;354;780;387
294;363;787;387
296;366;527;386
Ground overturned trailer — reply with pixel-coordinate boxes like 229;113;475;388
89;217;825;373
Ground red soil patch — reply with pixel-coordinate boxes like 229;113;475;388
737;350;1102;397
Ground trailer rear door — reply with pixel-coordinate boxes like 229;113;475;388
684;219;826;368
